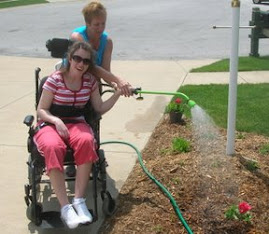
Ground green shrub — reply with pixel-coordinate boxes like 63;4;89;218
259;143;269;155
245;160;259;171
172;137;191;153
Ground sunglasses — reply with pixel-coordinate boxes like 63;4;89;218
72;55;91;65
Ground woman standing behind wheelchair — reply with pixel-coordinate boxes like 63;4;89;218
71;2;115;85
34;41;125;229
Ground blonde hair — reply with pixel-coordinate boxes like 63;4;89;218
82;1;107;24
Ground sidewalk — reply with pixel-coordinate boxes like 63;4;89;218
0;56;268;234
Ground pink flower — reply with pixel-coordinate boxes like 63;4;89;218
238;202;252;214
175;98;182;104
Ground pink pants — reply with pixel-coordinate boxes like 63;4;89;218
34;122;98;174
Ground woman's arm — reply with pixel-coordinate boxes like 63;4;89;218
101;37;113;72
70;33;132;96
37;89;69;139
70;32;84;42
92;66;132;97
90;87;121;115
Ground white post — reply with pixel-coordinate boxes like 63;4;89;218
226;0;240;156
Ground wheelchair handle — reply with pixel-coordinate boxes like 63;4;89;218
35;67;41;109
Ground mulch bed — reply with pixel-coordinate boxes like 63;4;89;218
99;115;269;234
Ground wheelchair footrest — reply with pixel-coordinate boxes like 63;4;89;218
39;209;95;229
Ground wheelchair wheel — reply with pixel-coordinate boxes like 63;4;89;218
101;191;116;217
26;203;43;226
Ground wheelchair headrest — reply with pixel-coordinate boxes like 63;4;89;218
46;38;74;58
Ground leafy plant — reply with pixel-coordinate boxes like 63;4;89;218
259;143;269;155
166;97;186;113
178;160;186;167
237;132;246;139
171;177;181;185
225;201;252;222
171;137;191;153
245;160;259;171
152;224;164;233
160;148;170;155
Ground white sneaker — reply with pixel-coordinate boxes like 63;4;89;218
73;198;93;224
61;204;81;229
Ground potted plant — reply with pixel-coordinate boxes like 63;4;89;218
166;97;186;124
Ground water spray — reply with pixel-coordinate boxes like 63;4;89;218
133;88;196;108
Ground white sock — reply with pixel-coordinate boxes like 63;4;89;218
73;197;85;204
61;204;71;214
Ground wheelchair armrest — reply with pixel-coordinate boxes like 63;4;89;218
23;115;34;127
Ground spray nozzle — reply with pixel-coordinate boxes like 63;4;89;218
132;87;144;100
187;99;196;108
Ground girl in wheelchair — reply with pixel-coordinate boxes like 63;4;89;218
33;41;124;229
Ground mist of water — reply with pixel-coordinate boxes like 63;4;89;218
191;105;226;155
190;104;239;218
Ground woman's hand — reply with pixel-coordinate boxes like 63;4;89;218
113;82;134;97
117;79;133;97
54;118;69;139
93;66;133;97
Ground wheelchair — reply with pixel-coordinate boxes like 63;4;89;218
23;38;116;227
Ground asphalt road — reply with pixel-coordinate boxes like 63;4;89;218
1;0;269;60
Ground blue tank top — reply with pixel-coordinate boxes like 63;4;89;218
72;26;108;66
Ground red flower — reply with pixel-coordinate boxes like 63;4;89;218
238;202;252;214
175;98;182;104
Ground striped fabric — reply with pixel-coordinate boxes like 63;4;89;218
43;71;97;107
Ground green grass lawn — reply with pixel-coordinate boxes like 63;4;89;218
0;0;47;9
191;56;269;72
180;84;269;137
177;56;269;137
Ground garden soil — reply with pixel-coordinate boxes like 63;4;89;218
99;114;269;234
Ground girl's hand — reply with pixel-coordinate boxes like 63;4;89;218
120;84;133;97
114;88;122;97
54;118;69;139
113;84;133;97
117;79;133;97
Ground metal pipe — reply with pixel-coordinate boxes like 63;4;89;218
226;0;240;155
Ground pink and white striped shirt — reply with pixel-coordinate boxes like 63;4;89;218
43;71;97;107
42;71;98;121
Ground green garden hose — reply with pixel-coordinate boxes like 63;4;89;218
133;88;196;108
100;140;193;234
